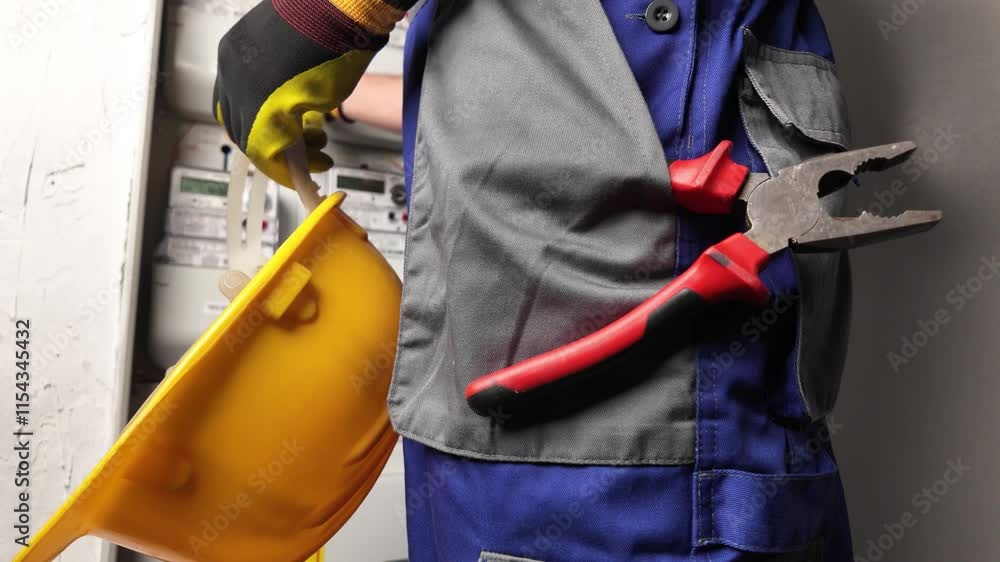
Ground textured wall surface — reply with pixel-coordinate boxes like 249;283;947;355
817;1;999;560
0;0;161;560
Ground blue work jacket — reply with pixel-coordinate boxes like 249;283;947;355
394;1;854;560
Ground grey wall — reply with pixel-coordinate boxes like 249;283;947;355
815;1;999;560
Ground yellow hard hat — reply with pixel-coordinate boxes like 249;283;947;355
13;192;401;562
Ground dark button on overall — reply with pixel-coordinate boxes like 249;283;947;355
645;0;679;33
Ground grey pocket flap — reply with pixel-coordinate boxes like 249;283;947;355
739;29;854;421
743;28;851;150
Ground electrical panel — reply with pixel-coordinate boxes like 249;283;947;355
143;4;412;559
329;166;408;275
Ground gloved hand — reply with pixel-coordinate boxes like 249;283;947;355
213;0;409;187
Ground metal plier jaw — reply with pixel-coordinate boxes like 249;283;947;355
743;141;942;253
465;141;943;417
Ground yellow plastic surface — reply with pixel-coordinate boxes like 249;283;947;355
13;192;401;562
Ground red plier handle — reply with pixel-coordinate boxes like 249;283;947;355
466;142;771;416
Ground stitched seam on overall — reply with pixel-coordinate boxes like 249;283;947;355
787;122;846;136
387;125;429;412
697;471;839;552
675;0;698;159
758;59;834;71
702;469;838;481
743;66;789;131
692;2;719;548
394;428;696;464
754;46;835;70
760;266;779;420
745;46;846;142
714;536;818;554
702;23;710;155
496;0;655;366
737;74;769;173
595;8;647;169
744;76;847;145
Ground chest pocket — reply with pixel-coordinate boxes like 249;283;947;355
738;29;853;422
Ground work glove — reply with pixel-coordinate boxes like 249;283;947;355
213;0;411;187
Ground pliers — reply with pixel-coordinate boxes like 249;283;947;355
466;141;943;416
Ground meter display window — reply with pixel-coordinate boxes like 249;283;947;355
180;176;228;197
337;175;385;194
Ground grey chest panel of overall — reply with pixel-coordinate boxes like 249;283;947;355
387;0;696;465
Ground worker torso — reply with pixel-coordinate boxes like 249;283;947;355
393;2;858;560
390;0;851;467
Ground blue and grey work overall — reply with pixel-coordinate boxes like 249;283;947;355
389;1;855;560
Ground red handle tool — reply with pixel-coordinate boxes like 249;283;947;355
466;139;942;416
465;142;767;416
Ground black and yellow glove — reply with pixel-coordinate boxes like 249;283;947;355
213;0;412;187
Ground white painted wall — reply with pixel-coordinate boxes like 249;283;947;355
0;1;162;560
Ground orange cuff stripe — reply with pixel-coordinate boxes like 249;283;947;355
329;0;404;35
